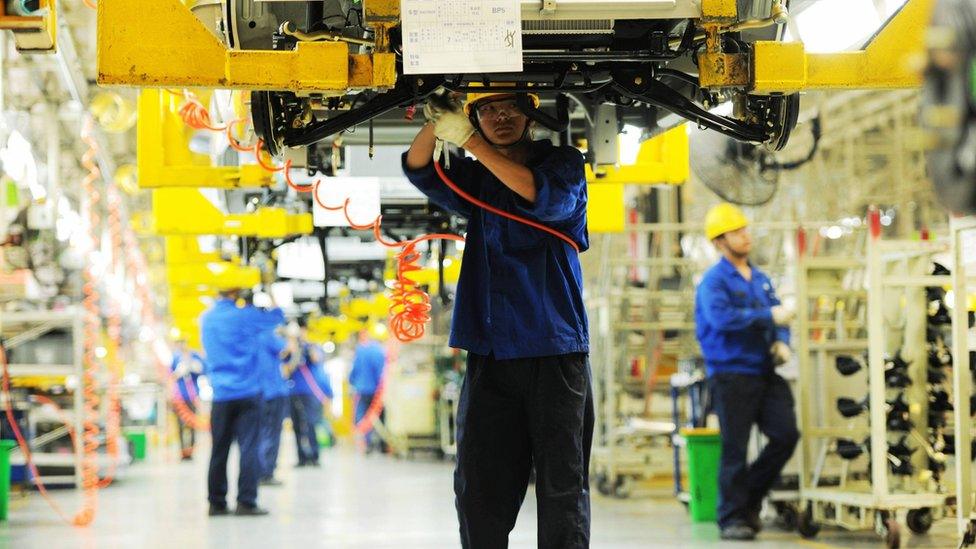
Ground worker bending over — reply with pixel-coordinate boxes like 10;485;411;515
169;337;205;461
200;288;284;516
403;88;592;549
694;204;800;541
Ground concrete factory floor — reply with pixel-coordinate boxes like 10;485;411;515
0;436;959;548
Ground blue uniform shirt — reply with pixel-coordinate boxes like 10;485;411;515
401;139;589;359
349;341;386;395
200;300;285;402
695;257;790;377
170;351;205;403
259;332;289;400
288;343;333;399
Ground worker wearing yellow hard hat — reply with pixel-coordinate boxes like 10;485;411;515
703;202;750;241
403;80;592;546
462;83;540;147
694;203;799;541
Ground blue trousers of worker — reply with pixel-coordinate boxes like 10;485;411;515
354;393;377;449
259;396;288;480
455;353;594;549
208;395;263;508
708;372;800;529
290;394;322;465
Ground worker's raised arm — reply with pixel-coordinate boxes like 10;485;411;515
405;123;437;171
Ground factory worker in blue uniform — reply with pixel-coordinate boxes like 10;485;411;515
170;337;205;461
285;322;332;467
200;288;284;517
349;329;387;452
258;325;288;485
694;204;800;541
403;87;592;549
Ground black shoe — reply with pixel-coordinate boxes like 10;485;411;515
745;508;763;533
234;504;270;516
720;523;757;541
260;477;283;487
208;504;230;516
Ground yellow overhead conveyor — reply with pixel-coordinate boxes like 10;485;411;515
97;0;396;92
137;89;272;189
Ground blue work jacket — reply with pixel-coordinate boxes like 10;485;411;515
695;257;790;377
200;300;285;402
401;139;589;359
288;343;333;399
349;341;386;395
259;332;289;400
170;351;205;403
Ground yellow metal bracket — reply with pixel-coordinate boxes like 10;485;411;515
752;0;935;93
0;0;56;53
138;89;272;189
98;0;395;91
584;125;689;234
585;125;689;185
153;188;313;238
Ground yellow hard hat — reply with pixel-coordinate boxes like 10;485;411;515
704;203;749;240
463;83;540;116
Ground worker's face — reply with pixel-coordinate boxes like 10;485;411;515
475;95;529;146
718;227;752;257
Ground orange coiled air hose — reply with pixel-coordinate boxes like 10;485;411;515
97;183;126;487
76;121;104;526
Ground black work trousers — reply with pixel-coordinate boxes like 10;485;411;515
175;399;196;458
455;352;594;549
208;395;263;508
708;372;800;529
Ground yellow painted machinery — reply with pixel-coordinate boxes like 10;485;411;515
0;0;56;53
151;188;312;238
97;0;935;161
137;89;272;189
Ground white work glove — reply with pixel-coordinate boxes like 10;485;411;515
770;341;792;367
771;304;795;327
433;109;476;148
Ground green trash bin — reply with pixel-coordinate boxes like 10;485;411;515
682;427;722;523
0;439;17;521
124;429;147;462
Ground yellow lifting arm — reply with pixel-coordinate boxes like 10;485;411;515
165;236;222;265
153;188;313;238
138;89;272;189
751;0;935;93
584;125;689;186
166;264;262;291
97;0;395;91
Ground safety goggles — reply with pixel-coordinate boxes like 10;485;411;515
475;98;524;121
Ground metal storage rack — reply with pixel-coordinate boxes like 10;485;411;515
795;219;956;547
1;309;85;486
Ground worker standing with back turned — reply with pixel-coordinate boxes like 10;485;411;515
402;86;592;548
694;204;800;541
200;288;284;517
